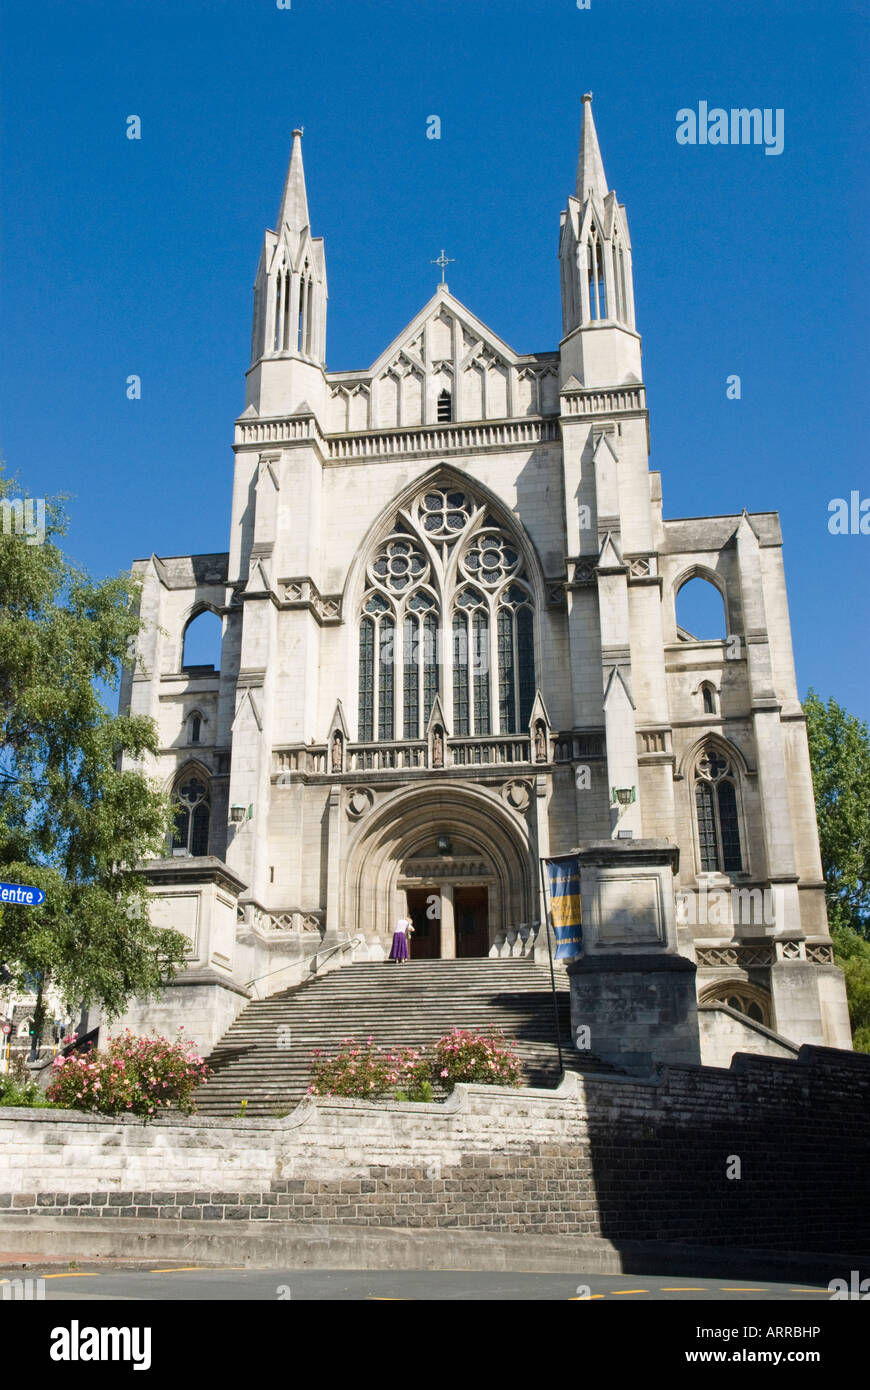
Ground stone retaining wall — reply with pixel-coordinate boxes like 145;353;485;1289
2;1045;869;1252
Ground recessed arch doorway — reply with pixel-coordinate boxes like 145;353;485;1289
343;783;534;958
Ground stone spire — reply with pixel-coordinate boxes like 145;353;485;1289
246;127;328;409
575;93;609;204
277;129;310;236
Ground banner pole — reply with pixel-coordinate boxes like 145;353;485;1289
538;857;565;1075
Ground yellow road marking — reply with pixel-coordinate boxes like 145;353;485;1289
660;1287;706;1291
721;1287;767;1292
570;1293;606;1300
790;1288;829;1294
611;1289;649;1295
40;1273;100;1280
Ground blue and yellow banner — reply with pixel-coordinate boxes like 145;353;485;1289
544;857;582;960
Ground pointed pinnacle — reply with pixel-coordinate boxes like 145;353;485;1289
575;93;609;203
277;128;310;235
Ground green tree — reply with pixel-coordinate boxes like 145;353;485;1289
0;467;188;1054
804;688;870;1052
804;688;870;937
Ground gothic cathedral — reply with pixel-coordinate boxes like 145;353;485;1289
119;98;851;1070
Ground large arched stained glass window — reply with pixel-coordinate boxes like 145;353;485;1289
694;746;743;873
357;485;537;744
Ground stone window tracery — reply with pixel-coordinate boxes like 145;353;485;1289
694;746;743;873
357;484;537;743
171;774;210;857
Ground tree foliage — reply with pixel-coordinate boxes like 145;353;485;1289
0;466;188;1032
803;688;870;937
804;688;870;1051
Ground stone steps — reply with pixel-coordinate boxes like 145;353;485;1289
195;958;616;1116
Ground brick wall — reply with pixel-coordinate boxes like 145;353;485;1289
2;1045;868;1253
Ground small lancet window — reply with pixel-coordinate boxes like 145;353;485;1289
189;713;202;744
701;684;716;715
437;390;452;423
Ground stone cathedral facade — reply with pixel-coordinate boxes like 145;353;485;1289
119;99;851;1069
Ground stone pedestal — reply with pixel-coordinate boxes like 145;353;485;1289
566;839;701;1072
568;953;700;1073
112;857;251;1056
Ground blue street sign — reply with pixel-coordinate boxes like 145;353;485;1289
0;882;45;906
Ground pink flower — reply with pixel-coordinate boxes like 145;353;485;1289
440;1069;449;1077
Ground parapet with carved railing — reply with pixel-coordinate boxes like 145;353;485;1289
561;385;647;416
273;746;328;776
328;417;560;462
488;923;541;959
348;742;428;771
239;903;325;938
449;735;532;766
695;940;835;968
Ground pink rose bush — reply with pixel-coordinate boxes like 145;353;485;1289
46;1029;211;1118
430;1028;522;1089
307;1028;522;1100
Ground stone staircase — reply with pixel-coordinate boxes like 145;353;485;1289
195;958;618;1117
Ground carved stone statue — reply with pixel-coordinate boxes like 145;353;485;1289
534;722;546;762
432;727;444;767
331;732;343;771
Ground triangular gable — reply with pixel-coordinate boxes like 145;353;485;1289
364;287;522;379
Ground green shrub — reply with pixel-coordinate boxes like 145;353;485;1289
0;1073;52;1107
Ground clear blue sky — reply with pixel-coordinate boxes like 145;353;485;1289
1;0;868;717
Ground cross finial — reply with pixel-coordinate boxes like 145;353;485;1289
431;248;455;285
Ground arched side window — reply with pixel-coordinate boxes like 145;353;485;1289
182;610;222;672
170;774;210;857
694;746;743;873
587;227;607;320
357;485;537;743
700;682;717;715
675;576;727;641
187;712;203;744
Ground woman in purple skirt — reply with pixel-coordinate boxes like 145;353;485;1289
388;917;414;964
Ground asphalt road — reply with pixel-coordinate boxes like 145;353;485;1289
0;1263;836;1301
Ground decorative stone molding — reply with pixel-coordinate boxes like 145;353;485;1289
695;943;775;968
279;577;342;624
571;559;596;586
805;942;835;964
627;554;659;583
500;780;531;813
346;787;375;820
400;857;491;881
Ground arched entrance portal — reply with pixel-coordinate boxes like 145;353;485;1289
343;783;535;958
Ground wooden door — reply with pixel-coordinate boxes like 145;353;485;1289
405;889;440;959
454;886;489;958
